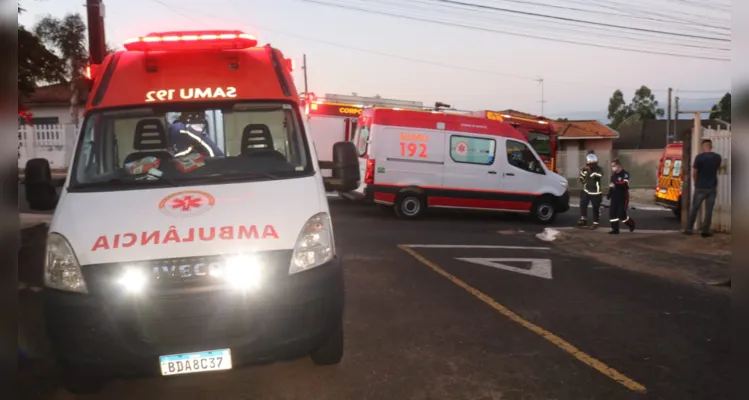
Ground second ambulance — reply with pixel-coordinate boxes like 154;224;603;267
23;30;360;393
348;107;570;223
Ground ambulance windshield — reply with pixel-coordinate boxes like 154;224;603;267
70;102;312;191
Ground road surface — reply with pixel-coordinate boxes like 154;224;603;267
18;194;728;399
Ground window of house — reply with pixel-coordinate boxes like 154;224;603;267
449;135;496;165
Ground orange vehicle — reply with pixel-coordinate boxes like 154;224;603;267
472;111;558;172
655;142;684;217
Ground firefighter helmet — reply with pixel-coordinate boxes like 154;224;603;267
586;153;598;164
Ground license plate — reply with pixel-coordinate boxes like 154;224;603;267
660;188;667;193
159;349;232;376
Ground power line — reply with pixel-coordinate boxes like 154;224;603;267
485;0;730;33
145;0;730;93
365;0;729;52
426;0;729;41
301;0;730;61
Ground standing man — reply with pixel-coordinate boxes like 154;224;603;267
607;158;636;234
578;152;604;228
684;138;722;237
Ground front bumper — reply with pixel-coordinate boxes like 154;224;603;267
43;255;344;377
555;190;571;213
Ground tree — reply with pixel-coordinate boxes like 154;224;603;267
556;117;569;122
34;13;88;126
18;7;65;103
629;86;665;120
607;89;629;129
709;92;731;123
606;86;665;129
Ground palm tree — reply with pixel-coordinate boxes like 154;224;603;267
34;13;88;126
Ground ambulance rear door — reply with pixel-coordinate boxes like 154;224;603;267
308;115;346;178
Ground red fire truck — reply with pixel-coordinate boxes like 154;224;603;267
302;93;362;176
472;110;558;172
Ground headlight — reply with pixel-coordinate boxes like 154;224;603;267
560;179;568;189
289;212;334;274
45;233;87;293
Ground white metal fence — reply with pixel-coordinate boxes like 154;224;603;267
18;124;77;170
701;126;731;233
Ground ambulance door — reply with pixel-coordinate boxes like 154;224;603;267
375;126;444;188
308;116;346;178
499;138;547;194
442;133;499;192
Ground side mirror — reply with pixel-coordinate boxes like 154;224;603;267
323;141;360;192
24;158;58;211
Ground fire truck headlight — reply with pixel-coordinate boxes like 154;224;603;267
224;255;263;290
289;213;334;274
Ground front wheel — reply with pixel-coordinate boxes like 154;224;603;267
531;196;557;224
310;325;344;366
394;192;426;219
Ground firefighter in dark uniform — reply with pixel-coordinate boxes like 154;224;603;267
578;152;604;228
607;158;636;234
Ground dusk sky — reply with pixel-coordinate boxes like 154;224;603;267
18;0;732;121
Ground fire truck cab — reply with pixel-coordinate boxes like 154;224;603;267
22;30;360;394
472;111;558;172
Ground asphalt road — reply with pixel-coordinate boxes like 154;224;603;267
19;194;728;399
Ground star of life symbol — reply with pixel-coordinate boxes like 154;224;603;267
159;190;216;218
171;195;202;212
455;141;468;156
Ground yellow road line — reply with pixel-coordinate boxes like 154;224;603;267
398;245;647;394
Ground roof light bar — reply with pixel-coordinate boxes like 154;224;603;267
123;30;258;51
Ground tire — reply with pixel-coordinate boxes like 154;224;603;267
310;325;344;366
394;191;426;219
24;158;58;211
531;196;557;224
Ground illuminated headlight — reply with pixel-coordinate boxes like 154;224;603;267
289;213;334;274
224;255;263;290
45;233;87;294
118;268;147;293
560;179;568;189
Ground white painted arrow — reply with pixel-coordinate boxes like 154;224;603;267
455;258;553;280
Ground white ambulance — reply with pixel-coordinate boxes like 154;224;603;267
346;108;570;223
22;30;360;394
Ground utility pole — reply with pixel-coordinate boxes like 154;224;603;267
537;78;546;116
674;96;679;141
666;87;672;144
302;54;309;96
86;0;107;65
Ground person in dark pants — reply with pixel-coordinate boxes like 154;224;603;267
578;152;604;228
684;139;722;237
607;158;635;234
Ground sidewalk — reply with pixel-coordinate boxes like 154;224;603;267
568;196;667;212
549;229;730;289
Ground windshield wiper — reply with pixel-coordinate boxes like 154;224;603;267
174;172;284;184
73;177;178;189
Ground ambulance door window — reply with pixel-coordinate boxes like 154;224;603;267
505;140;545;174
449;135;496;165
662;159;672;176
356;125;370;157
671;159;682;177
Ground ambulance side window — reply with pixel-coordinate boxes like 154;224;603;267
662;159;672;176
671;159;682;177
506;140;545;174
356;125;370;156
449;135;496;165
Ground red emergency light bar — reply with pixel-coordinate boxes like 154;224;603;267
123;30;258;52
